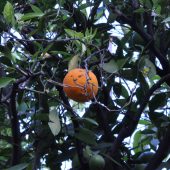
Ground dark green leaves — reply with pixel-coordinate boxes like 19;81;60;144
0;0;170;169
0;77;15;88
149;93;166;112
21;5;44;21
5;163;29;170
113;82;129;98
100;58;128;73
74;127;97;145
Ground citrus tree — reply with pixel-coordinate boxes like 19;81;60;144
0;0;170;170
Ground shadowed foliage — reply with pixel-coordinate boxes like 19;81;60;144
0;0;170;170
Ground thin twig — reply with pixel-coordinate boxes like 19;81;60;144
110;73;170;156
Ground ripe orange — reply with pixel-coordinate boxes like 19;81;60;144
63;68;98;102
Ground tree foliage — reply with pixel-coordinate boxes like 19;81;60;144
0;0;170;170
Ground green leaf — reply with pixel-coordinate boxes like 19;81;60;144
0;56;12;67
134;8;146;13
115;98;127;107
0;14;8;31
21;12;44;21
84;28;97;42
139;120;151;125
107;13;117;23
136;73;149;103
133;130;142;153
113;82;122;98
121;85;129;98
0;77;15;88
81;117;99;126
48;108;61;136
18;102;28;112
20;3;44;21
162;17;170;23
65;29;84;38
100;58;128;73
33;113;49;121
113;82;129;99
116;58;129;69
3;1;15;26
5;163;28;170
141;129;155;135
100;59;118;73
74;127;97;145
143;58;156;78
68;54;80;71
121;69;137;81
143;0;153;9
149;93;166;112
148;111;169;127
30;4;43;13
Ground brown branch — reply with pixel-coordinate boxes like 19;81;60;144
87;0;102;26
110;73;170;156
9;84;22;165
145;11;154;36
56;85;88;170
64;1;87;31
145;127;170;170
107;4;170;74
7;72;42;165
97;85;116;142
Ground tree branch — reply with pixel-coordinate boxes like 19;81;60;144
64;1;87;31
107;4;170;74
9;84;22;165
87;0;102;26
110;74;170;156
145;127;170;170
7;72;42;165
56;85;88;169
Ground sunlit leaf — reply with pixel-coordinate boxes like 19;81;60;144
21;12;44;21
162;17;170;23
48;109;61;136
133;130;142;153
65;29;84;38
68;54;80;71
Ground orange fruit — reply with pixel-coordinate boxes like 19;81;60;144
63;68;98;102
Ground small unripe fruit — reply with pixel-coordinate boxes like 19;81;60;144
89;154;105;170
